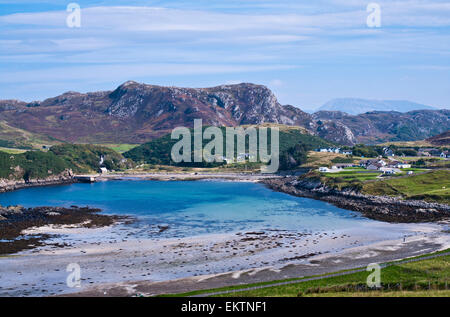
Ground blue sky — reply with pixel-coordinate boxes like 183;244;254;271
0;0;449;111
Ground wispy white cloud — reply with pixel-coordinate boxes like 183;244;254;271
0;63;298;84
0;1;449;107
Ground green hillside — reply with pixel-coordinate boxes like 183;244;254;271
0;144;133;181
124;126;334;170
0;150;71;180
49;144;133;172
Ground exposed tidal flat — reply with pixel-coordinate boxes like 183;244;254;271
0;179;449;297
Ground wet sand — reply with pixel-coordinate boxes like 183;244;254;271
0;219;448;297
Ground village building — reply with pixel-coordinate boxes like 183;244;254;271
333;163;355;168
380;167;400;174
318;148;341;153
367;163;383;170
360;159;387;168
387;162;399;168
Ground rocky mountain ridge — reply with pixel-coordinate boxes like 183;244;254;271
0;81;448;145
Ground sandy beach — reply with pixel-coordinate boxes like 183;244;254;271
0;218;448;297
1;175;449;297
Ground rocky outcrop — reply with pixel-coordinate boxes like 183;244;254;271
0;205;122;255
0;169;75;193
315;120;357;145
0;82;318;144
264;177;450;223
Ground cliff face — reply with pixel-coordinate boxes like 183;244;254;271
0;81;448;145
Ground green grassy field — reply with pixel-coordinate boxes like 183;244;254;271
304;290;450;297
160;250;449;297
362;170;450;204
220;253;450;297
315;167;449;204
325;171;381;181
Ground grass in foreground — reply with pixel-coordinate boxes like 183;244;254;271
161;250;449;297
215;254;449;297
305;290;450;297
159;278;303;297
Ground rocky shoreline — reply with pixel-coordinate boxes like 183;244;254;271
2;171;449;225
0;170;75;193
263;177;450;223
0;205;125;255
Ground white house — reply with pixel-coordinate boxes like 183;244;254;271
334;163;354;168
99;167;108;174
319;148;341;153
380;167;400;174
396;163;411;169
319;167;331;172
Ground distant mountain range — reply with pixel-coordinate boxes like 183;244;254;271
0;81;448;146
319;98;435;115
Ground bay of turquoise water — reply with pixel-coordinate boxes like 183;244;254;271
0;180;411;238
